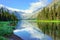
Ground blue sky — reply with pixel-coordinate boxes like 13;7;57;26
0;0;52;13
0;0;39;10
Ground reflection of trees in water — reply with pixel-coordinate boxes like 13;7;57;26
37;22;60;40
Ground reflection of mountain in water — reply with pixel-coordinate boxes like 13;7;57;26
14;20;52;40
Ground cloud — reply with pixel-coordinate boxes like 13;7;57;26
20;0;49;18
22;0;48;13
24;2;42;13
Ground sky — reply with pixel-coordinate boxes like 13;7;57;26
0;0;52;13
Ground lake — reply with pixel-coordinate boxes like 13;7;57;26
13;20;53;40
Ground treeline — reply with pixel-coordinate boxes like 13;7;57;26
37;2;60;20
0;8;18;21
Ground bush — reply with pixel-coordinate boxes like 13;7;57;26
0;36;8;40
0;26;13;36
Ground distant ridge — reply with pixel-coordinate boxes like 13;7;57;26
47;0;60;7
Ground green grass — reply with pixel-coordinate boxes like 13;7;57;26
0;36;9;40
34;20;60;22
0;21;17;40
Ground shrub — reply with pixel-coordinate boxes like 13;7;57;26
0;36;8;40
0;26;13;36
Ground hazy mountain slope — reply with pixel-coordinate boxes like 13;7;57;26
0;5;23;20
0;5;35;20
37;0;60;20
29;7;43;20
30;0;60;20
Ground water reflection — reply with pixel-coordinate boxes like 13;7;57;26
37;22;60;40
14;20;52;40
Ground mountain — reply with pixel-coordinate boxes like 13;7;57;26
47;0;60;8
37;0;60;20
0;4;45;20
0;5;35;20
0;5;23;20
28;7;43;20
30;0;60;20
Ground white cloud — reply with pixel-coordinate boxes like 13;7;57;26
24;2;42;13
20;0;49;18
22;0;48;13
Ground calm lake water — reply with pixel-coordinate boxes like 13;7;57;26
13;20;53;40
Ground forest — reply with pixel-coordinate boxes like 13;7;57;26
37;2;60;20
37;1;60;40
0;8;18;21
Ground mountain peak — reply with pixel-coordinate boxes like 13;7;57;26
0;4;5;8
0;4;22;12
